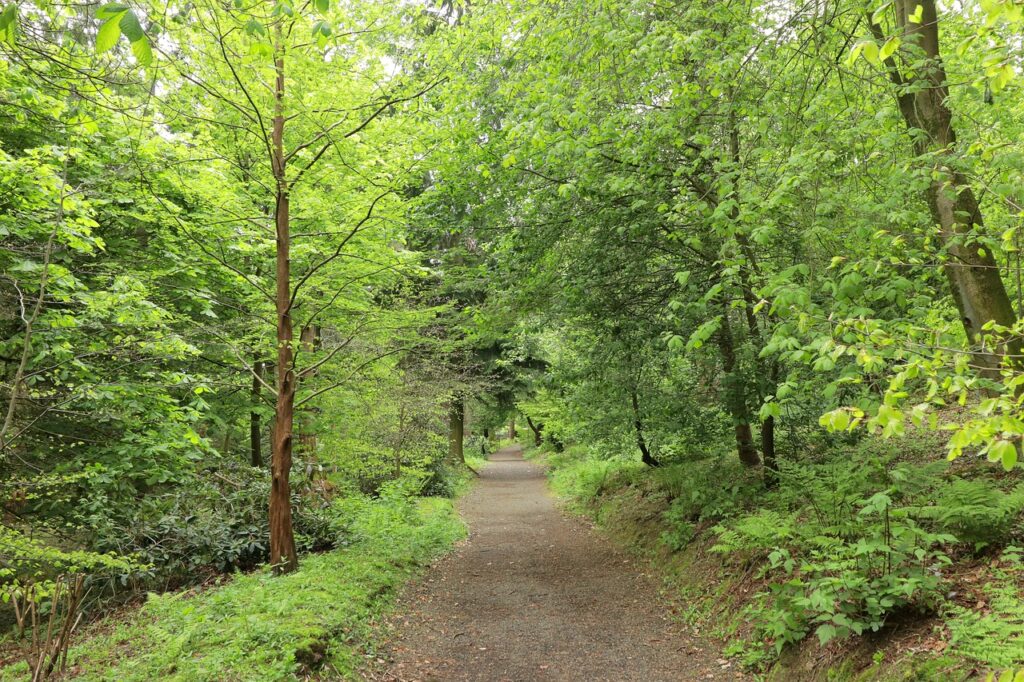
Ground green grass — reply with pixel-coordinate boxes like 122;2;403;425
1;496;464;682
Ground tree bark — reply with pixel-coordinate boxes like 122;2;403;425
508;416;516;440
715;303;760;466
268;25;298;575
761;415;777;487
525;415;544;446
449;397;465;464
882;0;1018;367
630;388;661;467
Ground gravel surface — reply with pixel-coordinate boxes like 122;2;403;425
380;446;749;681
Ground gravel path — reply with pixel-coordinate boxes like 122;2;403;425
380;445;748;681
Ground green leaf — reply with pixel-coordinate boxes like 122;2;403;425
871;1;892;24
245;19;267;36
990;440;1019;471
314;0;329;11
130;36;153;66
847;42;866;66
760;401;782;420
815;623;838;645
862;41;880;65
96;16;124;53
96;2;130;20
118;10;145;42
879;36;900;61
0;4;17;45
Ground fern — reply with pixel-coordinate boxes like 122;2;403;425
912;480;1024;547
947;577;1024;668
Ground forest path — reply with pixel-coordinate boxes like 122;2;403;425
378;445;748;681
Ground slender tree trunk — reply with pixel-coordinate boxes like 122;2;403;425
0;163;64;455
881;0;1017;367
716;303;760;466
761;415;777;487
630;388;661;467
508;416;516;440
685;124;767;468
268;26;298;575
525;415;544;446
250;356;264;468
449;397;465;464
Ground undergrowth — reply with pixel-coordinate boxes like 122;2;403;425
0;493;465;682
540;435;1024;679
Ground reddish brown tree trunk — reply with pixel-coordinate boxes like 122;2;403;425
268;28;297;575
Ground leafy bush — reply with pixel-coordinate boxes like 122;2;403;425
752;513;953;651
86;467;271;585
547;450;636;504
545;434;1024;668
659;500;697;552
713;454;960;652
420;459;462;498
85;462;364;587
653;457;763;524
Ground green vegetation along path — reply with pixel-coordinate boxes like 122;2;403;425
381;446;747;681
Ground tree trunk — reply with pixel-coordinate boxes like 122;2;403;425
729;111;780;478
716;303;760;466
525;415;544;446
449;397;465;464
630;388;661;467
250;356;264;468
508;416;516;440
268;26;298;575
882;0;1017;366
761;415;777;488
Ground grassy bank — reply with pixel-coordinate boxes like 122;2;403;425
0;494;465;681
533;438;1024;680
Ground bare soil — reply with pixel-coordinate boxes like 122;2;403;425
379;445;749;681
